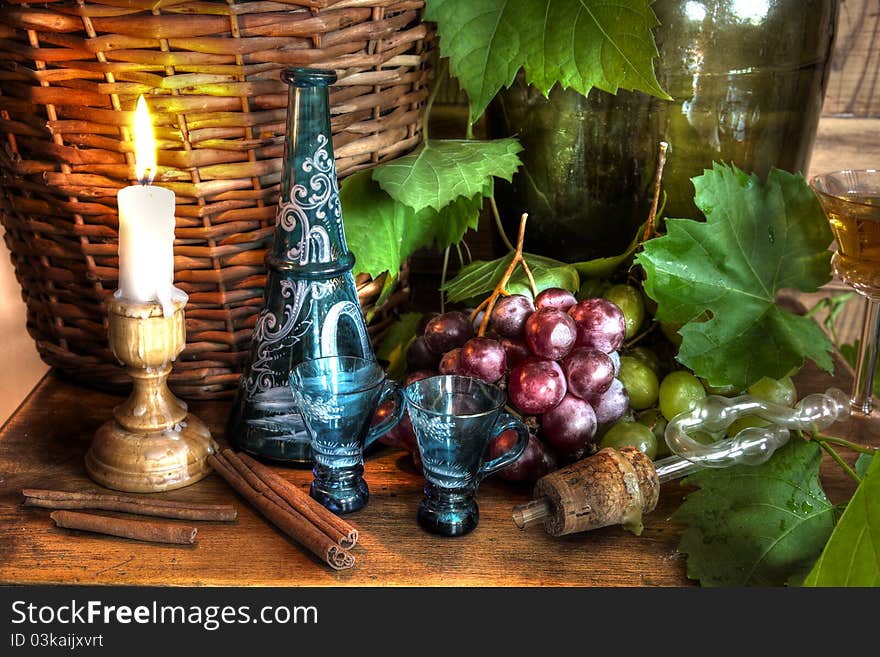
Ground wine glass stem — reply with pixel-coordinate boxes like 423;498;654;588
851;295;880;416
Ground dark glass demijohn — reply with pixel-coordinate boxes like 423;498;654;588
489;0;839;261
228;68;374;464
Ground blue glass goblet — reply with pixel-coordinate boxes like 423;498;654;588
404;375;529;537
290;356;404;514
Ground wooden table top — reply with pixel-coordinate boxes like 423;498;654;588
0;354;870;587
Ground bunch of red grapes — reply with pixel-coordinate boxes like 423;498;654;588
384;288;629;482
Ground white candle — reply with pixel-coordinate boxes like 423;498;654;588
116;96;178;317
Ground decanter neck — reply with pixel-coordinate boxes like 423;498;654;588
271;68;350;272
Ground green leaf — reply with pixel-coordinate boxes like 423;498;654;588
672;440;834;587
803;450;880;586
855;453;874;479
376;312;423;382
637;164;835;391
372;139;522;212
431;191;484;250
342;172;483;280
572;221;646;279
341;171;432;280
441;252;579;303
425;0;669;125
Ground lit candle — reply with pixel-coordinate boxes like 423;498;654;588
116;95;178;316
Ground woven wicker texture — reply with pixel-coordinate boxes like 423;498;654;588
0;0;429;398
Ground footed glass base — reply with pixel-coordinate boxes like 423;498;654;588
310;465;369;514
417;486;479;537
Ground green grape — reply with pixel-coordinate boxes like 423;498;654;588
577;278;610;300
726;414;771;438
659;370;707;421
637;409;669;457
747;375;797;407
617;356;659;410
603;284;645;339
599;421;658;459
627;345;663;378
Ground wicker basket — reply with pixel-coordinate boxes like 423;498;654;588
0;0;430;399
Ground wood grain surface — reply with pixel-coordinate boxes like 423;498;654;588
0;355;870;587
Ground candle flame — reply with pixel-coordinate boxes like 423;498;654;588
133;95;157;185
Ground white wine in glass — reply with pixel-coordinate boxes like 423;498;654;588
811;170;880;415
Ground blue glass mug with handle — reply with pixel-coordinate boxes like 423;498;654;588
404;375;530;537
290;356;404;514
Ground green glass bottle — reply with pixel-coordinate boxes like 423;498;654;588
228;68;374;464
489;0;839;261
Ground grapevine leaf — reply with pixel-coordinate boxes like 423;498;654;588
341;171;432;280
441;252;579;303
637;164;834;390
372;138;522;212
572;221;646;279
432;191;484;250
672;440;834;587
377;312;423;382
803;450;880;586
342;172;483;280
425;0;669;125
855;453;874;479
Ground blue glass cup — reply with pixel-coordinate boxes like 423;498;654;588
290;356;404;514
404;375;530;537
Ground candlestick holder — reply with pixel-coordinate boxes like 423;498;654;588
85;292;217;492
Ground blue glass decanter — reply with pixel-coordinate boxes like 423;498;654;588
228;68;374;464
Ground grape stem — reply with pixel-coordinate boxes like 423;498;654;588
470;212;537;337
808;432;877;456
642;141;669;243
816;440;862;484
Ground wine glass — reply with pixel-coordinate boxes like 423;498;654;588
810;170;880;416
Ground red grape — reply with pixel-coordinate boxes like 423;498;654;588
608;350;621;376
406;370;436;385
423;311;474;354
438;347;462;375
568;298;626;353
405;336;439;371
524;308;577;360
541;393;598;455
586;378;630;425
489;294;534;338
535;287;577;312
488;430;557;483
500;337;531;370
508;359;567;415
562;347;615;398
459;337;506;383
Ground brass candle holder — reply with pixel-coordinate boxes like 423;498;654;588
85;293;217;492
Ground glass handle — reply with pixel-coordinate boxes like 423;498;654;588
478;412;529;481
850;296;880;416
364;381;404;449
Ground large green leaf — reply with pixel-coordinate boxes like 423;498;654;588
672;440;834;587
803;451;880;586
425;0;669;125
441;252;579;303
372;138;521;212
341;171;431;279
637;164;834;391
342;172;483;279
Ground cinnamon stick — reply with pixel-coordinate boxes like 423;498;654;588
22;488;237;522
207;453;354;571
235;451;359;549
220;450;354;549
50;510;197;545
